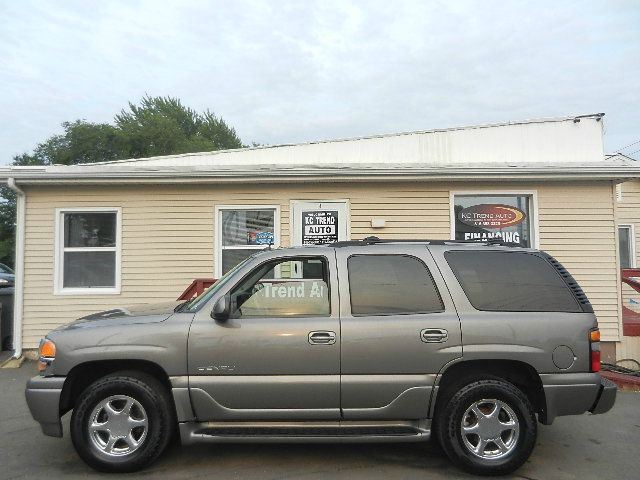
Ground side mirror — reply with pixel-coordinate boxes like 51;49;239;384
211;294;231;321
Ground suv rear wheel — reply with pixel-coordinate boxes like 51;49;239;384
437;378;537;476
70;371;174;472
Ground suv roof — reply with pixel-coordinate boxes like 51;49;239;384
328;236;525;248
256;237;532;256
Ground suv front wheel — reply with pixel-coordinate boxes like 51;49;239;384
70;371;174;472
437;379;537;476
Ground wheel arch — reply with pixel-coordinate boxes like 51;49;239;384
431;359;546;421
59;359;172;416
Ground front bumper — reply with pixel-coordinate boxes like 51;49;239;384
589;377;617;414
25;375;66;437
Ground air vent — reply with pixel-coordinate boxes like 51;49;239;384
541;253;593;313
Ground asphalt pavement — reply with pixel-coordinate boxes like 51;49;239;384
1;361;638;480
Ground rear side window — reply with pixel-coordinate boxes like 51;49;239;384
348;255;444;315
445;251;581;313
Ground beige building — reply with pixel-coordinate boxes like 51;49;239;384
612;157;640;360
2;114;640;361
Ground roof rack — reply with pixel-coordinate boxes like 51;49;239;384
328;236;524;248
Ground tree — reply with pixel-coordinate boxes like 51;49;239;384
0;96;244;266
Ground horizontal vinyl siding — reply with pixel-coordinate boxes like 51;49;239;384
21;183;452;348
21;181;620;348
536;183;620;341
617;180;640;259
616;180;640;360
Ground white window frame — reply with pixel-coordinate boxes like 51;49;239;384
449;190;539;248
618;224;636;268
214;205;281;278
54;207;122;295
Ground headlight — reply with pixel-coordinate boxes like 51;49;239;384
38;338;56;373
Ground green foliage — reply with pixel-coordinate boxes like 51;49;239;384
0;187;16;266
0;96;244;266
114;96;243;158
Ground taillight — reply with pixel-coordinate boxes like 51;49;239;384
589;328;600;372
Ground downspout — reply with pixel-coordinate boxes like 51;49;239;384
7;178;25;359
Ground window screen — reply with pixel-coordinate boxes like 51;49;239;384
445;251;581;312
348;255;443;315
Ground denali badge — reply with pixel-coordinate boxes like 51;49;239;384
197;365;236;372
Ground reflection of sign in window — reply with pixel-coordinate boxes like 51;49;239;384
302;211;339;245
453;195;532;247
231;257;331;317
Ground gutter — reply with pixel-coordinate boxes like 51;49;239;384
7;178;24;359
2;165;640;184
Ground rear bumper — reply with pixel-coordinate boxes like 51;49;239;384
540;373;616;425
589;377;617;415
25;375;65;437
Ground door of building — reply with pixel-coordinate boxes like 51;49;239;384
291;201;349;247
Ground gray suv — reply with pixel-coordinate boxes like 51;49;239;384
25;238;616;475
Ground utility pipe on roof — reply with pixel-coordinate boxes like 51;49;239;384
7;178;25;359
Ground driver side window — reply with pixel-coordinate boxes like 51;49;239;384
229;257;330;318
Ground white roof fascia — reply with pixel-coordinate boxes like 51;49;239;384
2;163;640;184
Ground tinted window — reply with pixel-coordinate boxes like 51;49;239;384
348;255;443;315
445;251;581;312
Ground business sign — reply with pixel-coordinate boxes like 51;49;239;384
247;231;274;245
302;211;339;245
458;204;526;229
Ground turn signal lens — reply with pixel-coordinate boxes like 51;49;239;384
589;330;601;342
38;339;56;373
39;339;56;358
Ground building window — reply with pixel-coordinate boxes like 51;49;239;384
216;206;280;276
55;208;121;294
452;193;535;247
619;225;635;269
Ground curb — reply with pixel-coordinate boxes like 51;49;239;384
601;371;640;391
0;355;25;369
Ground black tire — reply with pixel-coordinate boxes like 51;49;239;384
436;379;537;476
70;371;174;473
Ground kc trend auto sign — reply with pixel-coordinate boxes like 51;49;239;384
458;204;526;229
302;211;339;245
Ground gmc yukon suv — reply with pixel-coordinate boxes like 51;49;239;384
25;238;616;475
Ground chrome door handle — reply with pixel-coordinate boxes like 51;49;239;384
308;331;336;345
421;328;448;343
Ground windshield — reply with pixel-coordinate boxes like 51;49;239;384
183;255;254;312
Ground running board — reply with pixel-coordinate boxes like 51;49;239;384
180;420;431;445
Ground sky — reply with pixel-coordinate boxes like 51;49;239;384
1;0;639;164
